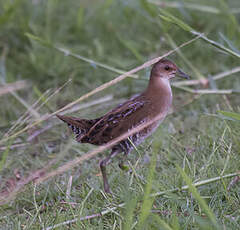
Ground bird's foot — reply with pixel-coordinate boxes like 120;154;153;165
118;163;129;171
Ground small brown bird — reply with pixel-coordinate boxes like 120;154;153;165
57;58;189;193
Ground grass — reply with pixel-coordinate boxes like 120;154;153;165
0;0;240;229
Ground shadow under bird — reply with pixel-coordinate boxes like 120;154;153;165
57;58;189;193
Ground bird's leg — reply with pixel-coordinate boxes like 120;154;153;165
100;150;119;193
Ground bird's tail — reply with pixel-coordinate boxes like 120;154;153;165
57;115;95;140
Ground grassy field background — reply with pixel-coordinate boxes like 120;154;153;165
0;0;240;229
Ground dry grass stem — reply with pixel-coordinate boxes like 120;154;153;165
150;171;240;197
57;47;139;79
149;1;240;14
0;103;184;202
26;124;53;142
212;66;240;81
4;89;51;138
35;112;169;185
44;203;125;230
0;80;29;96
227;176;240;191
58;95;113;115
174;86;239;95
43;171;240;230
3;79;71;138
0;35;200;145
66;175;72;200
0;160;56;205
173;66;240;87
2;2;240;228
0;142;29;151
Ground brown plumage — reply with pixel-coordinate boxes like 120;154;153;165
57;58;189;193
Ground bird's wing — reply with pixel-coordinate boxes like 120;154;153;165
79;95;151;145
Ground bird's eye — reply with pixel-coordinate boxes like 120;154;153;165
165;66;170;71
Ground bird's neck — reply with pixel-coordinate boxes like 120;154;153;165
144;77;172;113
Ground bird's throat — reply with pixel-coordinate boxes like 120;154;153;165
145;77;172;114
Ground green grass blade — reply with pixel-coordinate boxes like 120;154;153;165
159;10;240;58
219;32;240;55
140;0;158;17
0;0;22;25
218;0;240;41
152;214;173;230
0;139;14;172
163;32;205;80
25;33;52;47
116;35;143;62
0;146;9;172
137;141;158;229
176;165;220;229
192;31;240;58
151;1;240;14
170;210;180;230
25;33;138;78
123;197;138;230
159;10;193;32
217;110;240;121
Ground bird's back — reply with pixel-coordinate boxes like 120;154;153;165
57;94;156;146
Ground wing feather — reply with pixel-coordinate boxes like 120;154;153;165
83;95;150;145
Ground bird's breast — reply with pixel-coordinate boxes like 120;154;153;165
145;77;173;116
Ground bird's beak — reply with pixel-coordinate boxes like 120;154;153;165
177;69;190;79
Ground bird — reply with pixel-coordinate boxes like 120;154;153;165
57;58;189;193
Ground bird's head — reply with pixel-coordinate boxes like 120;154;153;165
151;58;189;80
